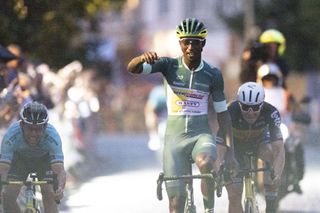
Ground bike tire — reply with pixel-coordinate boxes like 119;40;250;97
244;199;256;213
184;204;196;213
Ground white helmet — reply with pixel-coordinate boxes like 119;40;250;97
237;82;265;105
257;63;283;86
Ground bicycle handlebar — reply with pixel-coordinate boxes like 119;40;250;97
156;166;225;201
0;173;60;204
236;162;275;180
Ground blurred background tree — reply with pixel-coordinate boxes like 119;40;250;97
0;0;126;68
217;0;320;71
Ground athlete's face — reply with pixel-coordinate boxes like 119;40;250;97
20;122;46;145
179;37;205;63
239;102;263;124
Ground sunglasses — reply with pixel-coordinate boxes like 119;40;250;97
239;102;263;112
179;38;205;46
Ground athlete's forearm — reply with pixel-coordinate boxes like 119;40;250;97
127;55;144;74
271;140;285;177
51;163;67;190
217;111;234;150
0;163;10;179
127;51;159;74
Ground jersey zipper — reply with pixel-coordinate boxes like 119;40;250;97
185;71;194;133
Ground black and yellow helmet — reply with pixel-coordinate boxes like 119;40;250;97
259;29;286;56
176;18;208;39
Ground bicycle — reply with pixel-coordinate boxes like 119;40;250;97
0;172;59;213
240;151;274;213
156;164;225;213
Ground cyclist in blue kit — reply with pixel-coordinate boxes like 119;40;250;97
0;102;66;213
127;18;238;213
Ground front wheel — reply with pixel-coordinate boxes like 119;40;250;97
244;199;259;213
184;205;196;213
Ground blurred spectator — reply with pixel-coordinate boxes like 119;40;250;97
6;44;22;85
0;45;17;92
239;29;289;88
0;45;20;127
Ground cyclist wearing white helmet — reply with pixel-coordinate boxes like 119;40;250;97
0;101;66;213
216;82;285;213
127;18;238;213
257;62;290;117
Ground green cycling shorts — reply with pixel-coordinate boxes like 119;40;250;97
163;133;216;197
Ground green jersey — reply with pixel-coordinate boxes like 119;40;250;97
142;56;227;135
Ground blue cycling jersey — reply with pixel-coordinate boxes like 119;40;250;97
0;121;64;165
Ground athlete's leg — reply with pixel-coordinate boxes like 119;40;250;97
2;184;22;213
258;142;278;213
225;181;244;213
192;134;217;212
41;184;59;213
164;134;190;213
169;196;186;213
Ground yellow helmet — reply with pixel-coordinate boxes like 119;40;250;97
259;29;286;56
176;18;208;39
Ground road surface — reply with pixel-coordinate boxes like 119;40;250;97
60;134;320;213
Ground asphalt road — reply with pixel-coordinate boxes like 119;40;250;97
60;133;320;213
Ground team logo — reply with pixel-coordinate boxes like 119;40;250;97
271;111;281;127
176;100;200;107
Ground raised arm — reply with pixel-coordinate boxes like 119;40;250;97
127;51;159;74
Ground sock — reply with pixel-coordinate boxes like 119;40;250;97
203;195;214;212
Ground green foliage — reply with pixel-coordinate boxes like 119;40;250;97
0;0;126;68
218;0;320;71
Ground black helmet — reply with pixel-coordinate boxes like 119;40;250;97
20;102;49;125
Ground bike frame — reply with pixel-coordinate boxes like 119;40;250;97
243;152;258;213
242;152;274;213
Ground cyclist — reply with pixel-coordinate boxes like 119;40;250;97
127;17;238;213
256;62;289;116
0;101;66;213
144;84;167;155
216;82;285;213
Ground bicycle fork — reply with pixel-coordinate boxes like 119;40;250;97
244;176;259;213
184;181;196;213
25;183;37;213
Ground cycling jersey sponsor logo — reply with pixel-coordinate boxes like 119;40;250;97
174;90;205;99
167;86;208;115
271;111;281;127
176;100;200;107
173;81;185;86
194;82;209;88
